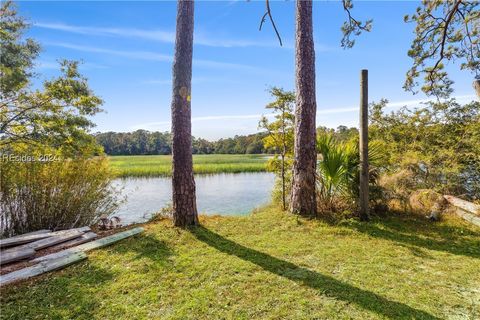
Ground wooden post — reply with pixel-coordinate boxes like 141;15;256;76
359;69;369;221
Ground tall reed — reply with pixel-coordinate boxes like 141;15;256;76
0;156;120;237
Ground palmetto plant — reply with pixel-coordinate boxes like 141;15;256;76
316;133;383;213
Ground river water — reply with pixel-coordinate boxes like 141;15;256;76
113;172;275;224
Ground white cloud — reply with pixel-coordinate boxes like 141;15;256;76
46;42;262;71
317;94;477;115
35;22;288;49
36;60;107;70
46;42;172;61
142;76;242;86
36;22;175;42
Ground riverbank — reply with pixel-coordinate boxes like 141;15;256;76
109;154;269;177
2;206;479;319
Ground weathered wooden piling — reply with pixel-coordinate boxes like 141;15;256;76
359;69;369;221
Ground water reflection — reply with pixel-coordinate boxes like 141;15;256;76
114;172;275;224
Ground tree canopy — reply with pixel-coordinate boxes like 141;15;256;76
0;1;103;156
404;0;480;97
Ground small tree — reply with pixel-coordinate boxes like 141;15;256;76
259;87;295;210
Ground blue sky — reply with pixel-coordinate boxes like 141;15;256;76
18;1;476;140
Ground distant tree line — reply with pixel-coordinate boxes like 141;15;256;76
95;131;172;155
94;127;359;156
94;130;276;155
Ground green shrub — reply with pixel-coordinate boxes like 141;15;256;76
0;155;120;237
316;134;384;216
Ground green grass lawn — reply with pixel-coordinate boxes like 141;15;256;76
109;154;269;177
2;207;479;319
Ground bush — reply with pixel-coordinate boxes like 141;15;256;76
316;134;384;216
266;155;293;208
271;169;292;207
409;189;447;216
379;169;417;209
0;156;120;238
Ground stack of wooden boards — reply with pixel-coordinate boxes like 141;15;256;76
0;226;144;286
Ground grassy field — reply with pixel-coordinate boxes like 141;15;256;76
2;207;479;319
109;154;269;177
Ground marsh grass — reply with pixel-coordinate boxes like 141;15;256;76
1;207;479;319
109;154;269;177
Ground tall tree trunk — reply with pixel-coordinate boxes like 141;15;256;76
281;153;286;210
171;0;198;227
359;69;369;221
290;0;317;216
281;111;287;211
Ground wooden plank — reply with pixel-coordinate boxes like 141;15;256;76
33;227;144;263
74;227;143;251
50;226;91;236
0;233;53;249
0;227;90;249
0;248;36;265
48;232;98;251
9;230;51;238
444;195;480;216
455;208;480;228
32;249;74;263
12;231;84;251
0;252;87;286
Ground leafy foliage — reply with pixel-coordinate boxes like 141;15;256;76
370;98;480;200
340;0;373;49
0;1;118;236
316;133;384;214
1;2;103;155
317;125;359;143
259;87;295;209
259;87;295;157
95;130;273;155
0;1;40;98
404;0;480;97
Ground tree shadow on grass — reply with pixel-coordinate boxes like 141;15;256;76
2;234;173;319
190;226;440;320
342;215;480;259
108;233;173;263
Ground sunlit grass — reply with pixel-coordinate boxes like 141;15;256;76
1;207;479;319
109;154;270;177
